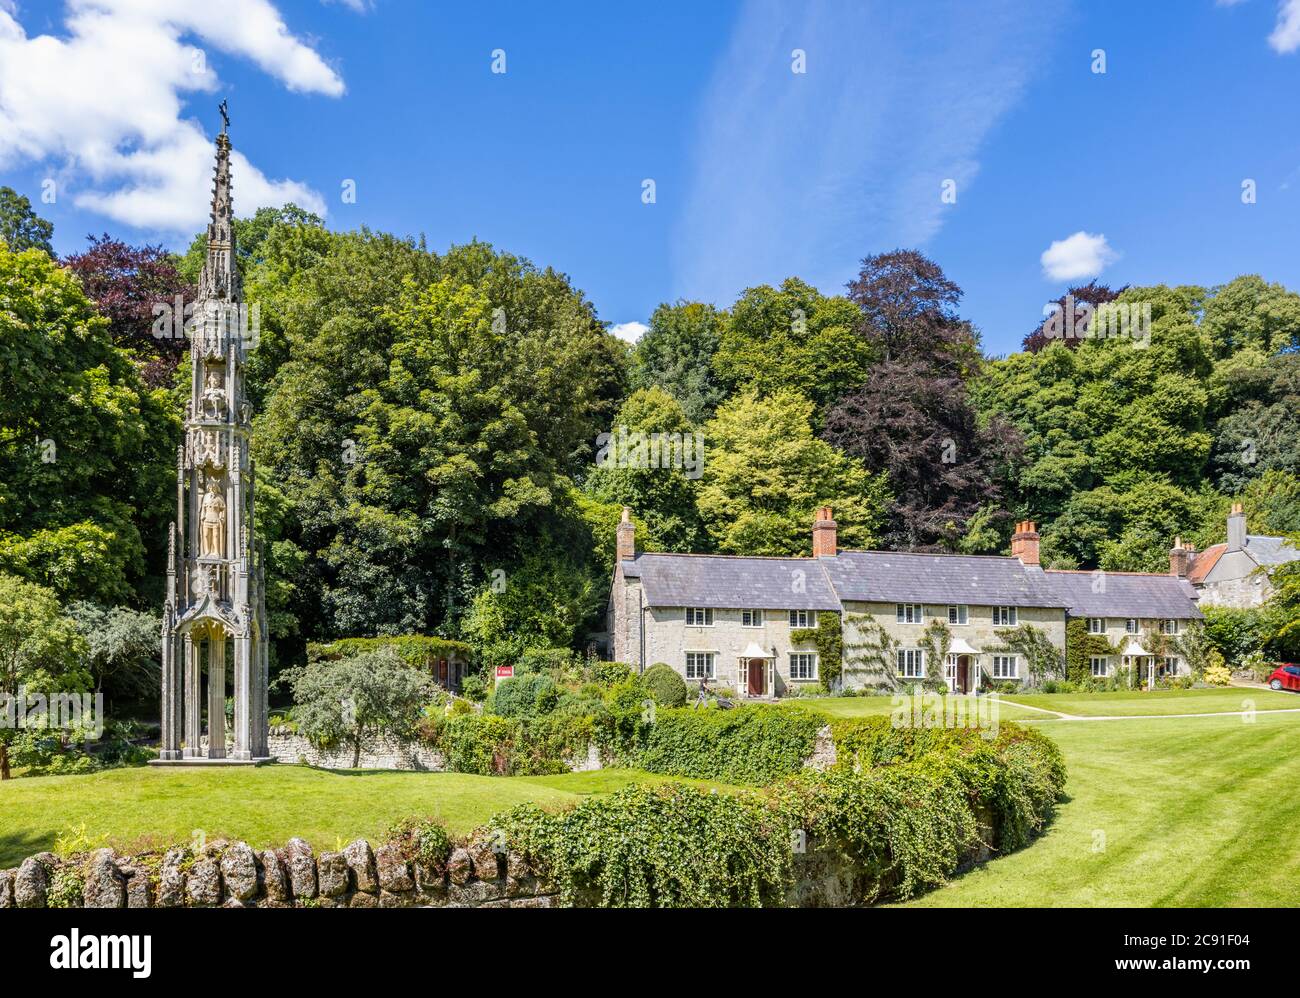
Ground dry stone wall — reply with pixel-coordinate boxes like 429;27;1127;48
0;832;899;908
0;836;555;909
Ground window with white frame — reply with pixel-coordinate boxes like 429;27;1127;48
789;652;818;681
1160;656;1179;676
1160;619;1179;635
741;609;763;628
896;603;924;624
1090;656;1110;677
1125;618;1139;634
685;607;714;627
947;604;968;625
1087;617;1105;634
788;609;817;629
992;655;1018;679
896;648;925;679
992;606;1018;626
684;651;715;680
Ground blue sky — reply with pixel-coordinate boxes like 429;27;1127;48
2;0;1298;355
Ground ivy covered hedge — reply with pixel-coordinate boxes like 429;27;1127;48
637;706;822;785
493;784;792;907
308;635;473;670
490;718;1067;906
825;715;1066;851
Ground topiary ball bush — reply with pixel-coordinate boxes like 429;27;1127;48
643;662;688;707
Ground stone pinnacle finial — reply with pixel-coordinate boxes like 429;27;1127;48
199;111;240;305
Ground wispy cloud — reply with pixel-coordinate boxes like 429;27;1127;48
0;0;343;232
1040;231;1118;282
1270;0;1300;52
672;0;1066;305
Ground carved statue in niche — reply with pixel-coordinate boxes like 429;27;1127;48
200;364;227;419
200;480;227;558
190;427;222;470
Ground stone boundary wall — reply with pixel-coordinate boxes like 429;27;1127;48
0;827;932;909
266;727;447;771
0;837;555;910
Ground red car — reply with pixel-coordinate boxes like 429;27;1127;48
1266;663;1300;692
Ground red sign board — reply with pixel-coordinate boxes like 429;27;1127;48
496;665;514;679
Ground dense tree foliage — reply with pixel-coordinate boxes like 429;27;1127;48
825;251;1013;549
0;243;176;604
974;277;1300;570
62;234;194;388
254;231;627;641
697;390;889;555
713;278;873;418
0;186;53;256
583;387;705;552
629;301;727;424
3;192;1298;696
0;574;91;779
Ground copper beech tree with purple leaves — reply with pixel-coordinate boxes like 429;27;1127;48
821;250;1023;551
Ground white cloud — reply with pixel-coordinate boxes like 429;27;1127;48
673;0;1067;306
0;0;342;232
1040;231;1118;282
1270;0;1300;52
610;321;648;344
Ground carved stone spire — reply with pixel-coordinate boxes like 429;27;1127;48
200;106;240;304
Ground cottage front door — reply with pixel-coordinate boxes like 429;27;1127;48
747;660;764;697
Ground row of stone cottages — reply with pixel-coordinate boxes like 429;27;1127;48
604;504;1299;698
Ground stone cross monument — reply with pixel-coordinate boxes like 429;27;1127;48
155;106;269;764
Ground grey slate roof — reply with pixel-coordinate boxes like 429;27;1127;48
620;553;840;611
1044;571;1204;620
1245;534;1300;567
619;549;1204;620
822;550;1071;608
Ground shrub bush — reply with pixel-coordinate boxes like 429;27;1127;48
638;705;822;785
642;663;687;707
490;673;560;718
387;816;452;871
492;783;792;907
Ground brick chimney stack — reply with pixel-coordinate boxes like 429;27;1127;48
1010;520;1040;566
812;506;837;557
1169;536;1191;578
1226;502;1246;553
616;507;635;564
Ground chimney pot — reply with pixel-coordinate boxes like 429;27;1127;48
1011;520;1041;566
1169;537;1191;578
812;506;837;558
616;508;636;563
1227;504;1246;553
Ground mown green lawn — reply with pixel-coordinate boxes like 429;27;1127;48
901;709;1300;907
1000;687;1300;717
0;766;698;867
790;694;1044;722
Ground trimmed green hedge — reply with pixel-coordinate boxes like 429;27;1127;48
308;635;473;670
637;705;822;785
421;709;594;777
